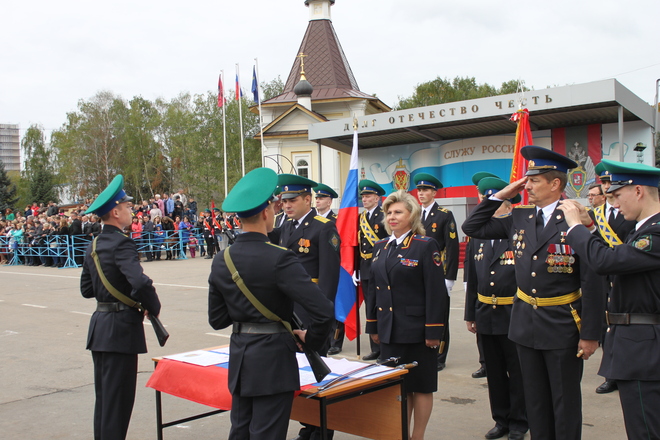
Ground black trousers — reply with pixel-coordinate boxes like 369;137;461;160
516;344;583;440
204;235;215;256
229;391;294;440
361;278;380;354
481;334;527;432
618;379;660;440
92;351;138;440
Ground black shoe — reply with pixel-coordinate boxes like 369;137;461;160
362;351;380;361
508;430;526;440
485;425;509;439
437;361;446;371
327;346;342;355
596;380;618;394
205;255;213;259
472;366;487;378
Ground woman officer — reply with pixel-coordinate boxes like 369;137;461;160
366;190;449;440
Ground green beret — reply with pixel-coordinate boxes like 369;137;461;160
223;168;278;217
314;183;338;198
413;173;443;190
85;175;133;216
478;177;521;204
278;174;317;199
471;172;500;186
358;179;385;196
601;159;660;193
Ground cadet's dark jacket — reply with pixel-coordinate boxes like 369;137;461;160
421;202;459;281
365;234;449;344
208;232;334;396
325;210;338;223
80;224;161;354
358;207;388;281
462;198;606;349
567;213;660;380
464;237;516;335
278;209;340;324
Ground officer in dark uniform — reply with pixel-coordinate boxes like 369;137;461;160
366;190;449;440
462;146;607;440
357;179;388;360
413;173;459;371
312;183;344;355
201;209;215;259
208;168;334;440
80;175;162;440
559;159;660;440
592;163;636;394
277;174;340;440
467;171;500;379
464;177;527;440
313;183;338;222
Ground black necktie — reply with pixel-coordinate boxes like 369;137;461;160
422;210;427;222
608;207;616;224
536;210;545;238
388;240;398;257
292;220;299;228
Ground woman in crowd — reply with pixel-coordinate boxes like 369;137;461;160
4;208;15;221
130;216;142;240
52;217;70;268
178;215;193;257
161;216;175;260
366;190;449;440
150;202;163;220
153;216;164;260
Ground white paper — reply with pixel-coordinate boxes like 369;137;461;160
164;350;229;367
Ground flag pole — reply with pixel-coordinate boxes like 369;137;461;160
236;63;246;177
254;58;266;168
222;70;228;198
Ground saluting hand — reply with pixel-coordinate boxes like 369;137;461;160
558;200;590;228
494;177;527;201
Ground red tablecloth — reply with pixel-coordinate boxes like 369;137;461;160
146;359;311;409
146;359;233;409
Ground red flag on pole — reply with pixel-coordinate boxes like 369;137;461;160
217;75;225;108
509;108;532;202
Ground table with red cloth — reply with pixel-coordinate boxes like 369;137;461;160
147;346;409;440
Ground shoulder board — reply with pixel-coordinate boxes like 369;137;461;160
266;242;288;251
314;215;330;223
514;205;535;209
412;235;431;241
375;238;389;244
437;207;450;213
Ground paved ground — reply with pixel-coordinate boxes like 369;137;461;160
0;258;626;439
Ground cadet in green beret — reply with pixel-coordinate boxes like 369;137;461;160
208;168;333;440
413;172;459;371
313;183;338;223
465;176;528;440
80;175;162;440
559;160;660;439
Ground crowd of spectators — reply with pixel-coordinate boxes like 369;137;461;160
0;188;210;266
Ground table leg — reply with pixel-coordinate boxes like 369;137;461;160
156;389;164;440
320;396;328;440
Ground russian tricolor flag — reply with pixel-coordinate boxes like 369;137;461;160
335;129;361;340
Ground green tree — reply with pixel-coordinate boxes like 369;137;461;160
20;124;59;204
261;76;285;101
0;160;19;213
395;76;528;109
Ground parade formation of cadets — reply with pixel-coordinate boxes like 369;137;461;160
81;145;660;440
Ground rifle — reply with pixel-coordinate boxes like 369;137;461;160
291;312;332;383
148;314;169;347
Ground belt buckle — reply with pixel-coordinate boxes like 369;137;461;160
605;311;610;326
530;297;538;310
491;295;498;309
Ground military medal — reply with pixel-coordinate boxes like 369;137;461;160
432;222;437;233
298;238;311;254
